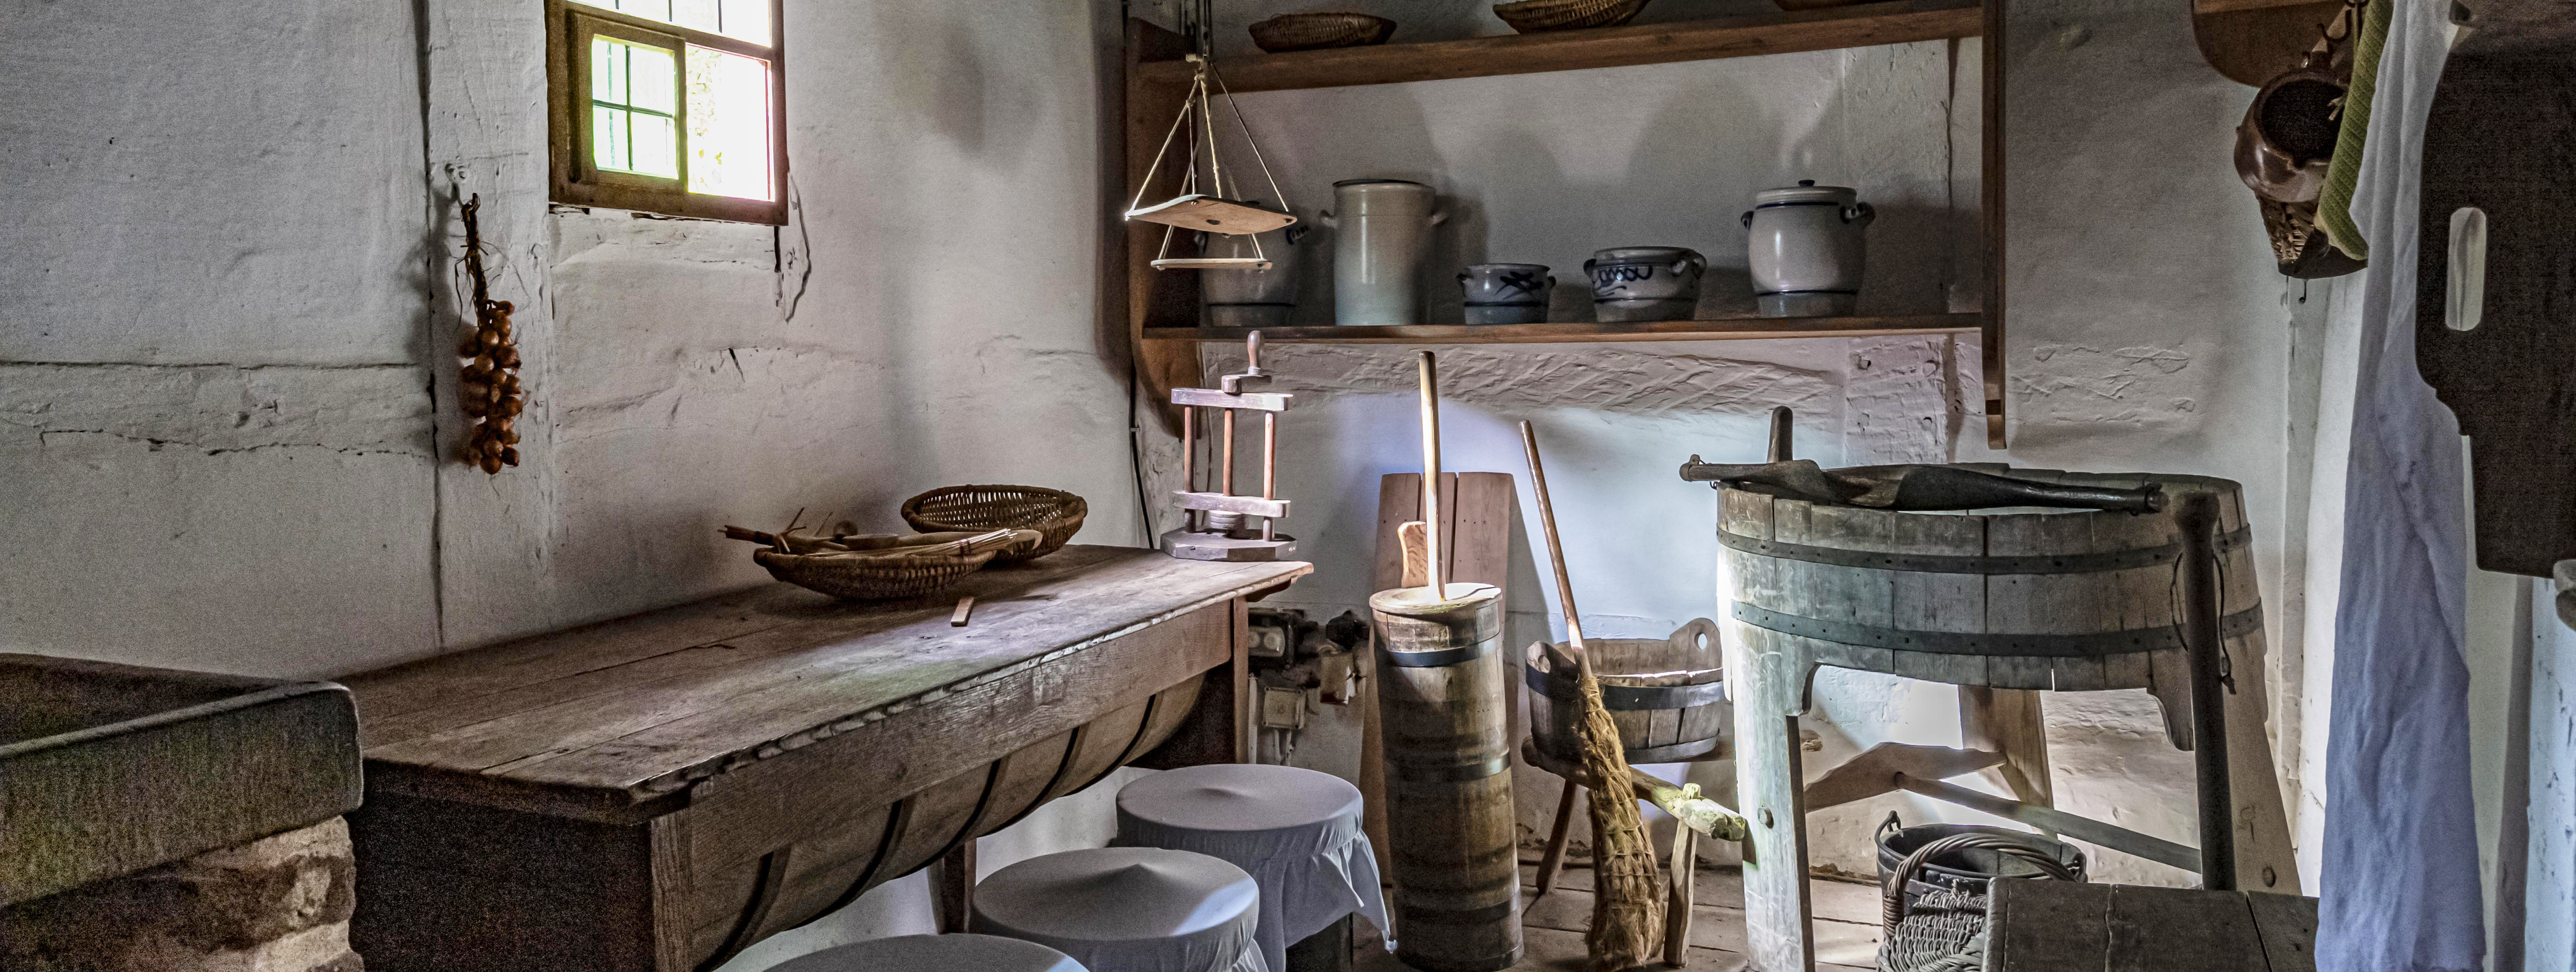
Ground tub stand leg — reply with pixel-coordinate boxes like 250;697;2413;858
1534;779;1579;902
1732;635;1817;972
1664;823;1697;966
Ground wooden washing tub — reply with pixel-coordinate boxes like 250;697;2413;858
1526;618;1727;764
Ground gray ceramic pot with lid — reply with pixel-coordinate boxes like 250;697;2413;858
1743;180;1874;317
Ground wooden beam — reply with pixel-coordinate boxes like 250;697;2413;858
1138;1;1981;94
1895;773;2202;874
1145;314;1980;345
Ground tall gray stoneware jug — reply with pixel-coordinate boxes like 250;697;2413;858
1321;179;1444;326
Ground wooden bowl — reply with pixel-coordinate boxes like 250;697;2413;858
1492;0;1651;33
1249;12;1398;52
901;485;1088;564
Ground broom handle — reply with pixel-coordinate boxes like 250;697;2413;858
1418;352;1445;595
1518;420;1587;657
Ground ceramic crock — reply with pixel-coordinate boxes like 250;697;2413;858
1199;223;1307;328
1585;247;1703;322
1320;179;1445;326
1457;263;1554;325
1743;180;1873;318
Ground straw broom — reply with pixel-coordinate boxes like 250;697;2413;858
1520;420;1663;971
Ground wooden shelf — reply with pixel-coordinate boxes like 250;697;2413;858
1137;0;1981;94
1144;314;1981;345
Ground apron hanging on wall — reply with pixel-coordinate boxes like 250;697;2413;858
2317;2;2485;971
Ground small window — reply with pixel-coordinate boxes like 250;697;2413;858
546;0;786;224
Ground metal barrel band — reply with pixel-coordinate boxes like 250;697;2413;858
1386;752;1510;783
1537;734;1723;768
1717;524;2254;575
1388;843;1521;874
1380;636;1497;668
1730;602;2265;658
1371;608;1504;646
1523;664;1728;707
1393;897;1520;925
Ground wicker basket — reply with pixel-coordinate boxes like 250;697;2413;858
754;529;1039;601
1492;0;1651;33
901;485;1087;564
1249;12;1398;52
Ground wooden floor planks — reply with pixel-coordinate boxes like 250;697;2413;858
1354;862;1882;972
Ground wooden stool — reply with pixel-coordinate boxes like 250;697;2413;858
1521;739;1730;968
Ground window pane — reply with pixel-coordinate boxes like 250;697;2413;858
590;37;626;105
685;46;772;200
670;0;720;34
631;113;679;178
590;36;679;180
625;42;676;114
594;105;631;172
571;0;767;46
716;0;769;44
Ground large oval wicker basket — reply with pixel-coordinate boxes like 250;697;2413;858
754;529;1039;601
1492;0;1651;33
901;486;1087;564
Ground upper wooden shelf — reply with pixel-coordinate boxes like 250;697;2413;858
1135;0;1982;94
1144;314;1981;345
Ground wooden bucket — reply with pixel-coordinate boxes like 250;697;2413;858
1369;582;1522;972
1526;618;1726;764
1717;469;2263;749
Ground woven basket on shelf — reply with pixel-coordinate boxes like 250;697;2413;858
1248;12;1398;52
901;485;1088;564
1492;0;1651;33
754;529;1039;601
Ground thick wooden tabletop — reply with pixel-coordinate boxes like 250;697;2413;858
346;547;1307;814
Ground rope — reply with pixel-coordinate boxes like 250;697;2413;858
1206;62;1294;215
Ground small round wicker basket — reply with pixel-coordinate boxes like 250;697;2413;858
1248;12;1398;52
755;529;1040;601
901;486;1088;564
1492;0;1651;33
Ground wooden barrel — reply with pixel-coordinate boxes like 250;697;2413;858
1369;583;1522;972
1526;618;1727;764
1717;469;2263;750
681;674;1205;968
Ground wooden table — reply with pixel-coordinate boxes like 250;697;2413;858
1984;880;2318;972
342;546;1308;972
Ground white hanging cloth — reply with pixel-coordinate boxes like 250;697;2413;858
2318;2;2485;971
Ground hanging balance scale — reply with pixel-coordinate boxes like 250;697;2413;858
1125;51;1297;270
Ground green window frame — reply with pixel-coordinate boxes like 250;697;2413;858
546;0;788;225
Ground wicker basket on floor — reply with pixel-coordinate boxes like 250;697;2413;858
753;529;1040;601
901;485;1087;564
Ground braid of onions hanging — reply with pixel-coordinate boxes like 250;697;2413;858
455;195;523;474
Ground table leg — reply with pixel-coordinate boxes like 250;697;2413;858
1732;635;1815;972
935;839;975;934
